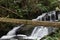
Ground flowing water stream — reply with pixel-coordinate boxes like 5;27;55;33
0;11;59;40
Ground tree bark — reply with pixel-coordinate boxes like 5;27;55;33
0;17;60;27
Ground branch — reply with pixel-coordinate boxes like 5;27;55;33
0;6;20;17
0;17;60;27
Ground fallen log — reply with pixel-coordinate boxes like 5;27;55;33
0;17;60;27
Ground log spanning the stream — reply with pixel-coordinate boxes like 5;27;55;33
0;17;60;27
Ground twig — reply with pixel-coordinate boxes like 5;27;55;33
0;6;21;17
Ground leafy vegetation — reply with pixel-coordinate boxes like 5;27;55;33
0;0;60;40
0;0;60;19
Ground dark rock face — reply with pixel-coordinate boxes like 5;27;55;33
56;11;60;20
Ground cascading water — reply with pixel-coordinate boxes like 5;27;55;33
51;11;56;21
0;11;58;40
28;14;48;40
26;11;57;40
7;24;24;36
0;24;24;39
14;11;57;40
36;13;47;21
28;13;47;39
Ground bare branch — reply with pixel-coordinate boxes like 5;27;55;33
0;6;20;17
0;17;60;28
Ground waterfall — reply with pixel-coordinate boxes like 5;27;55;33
17;11;57;40
7;24;24;36
52;11;56;21
29;13;47;40
7;26;21;35
36;13;47;21
0;11;58;40
1;24;24;39
31;13;47;37
28;11;57;40
48;11;56;21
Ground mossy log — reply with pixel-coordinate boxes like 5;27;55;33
0;17;60;27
